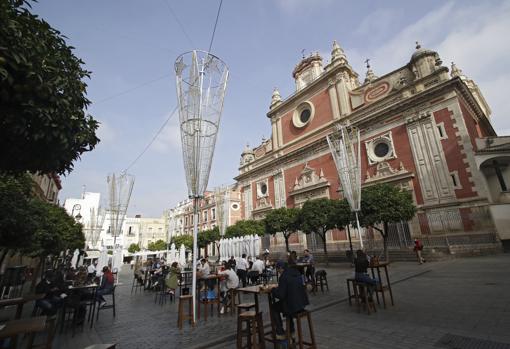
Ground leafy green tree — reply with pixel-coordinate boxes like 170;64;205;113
0;174;36;265
148;239;167;251
359;183;417;261
264;207;301;253
198;226;221;257
128;243;140;254
225;219;265;238
0;0;99;175
300;198;338;266
171;234;193;251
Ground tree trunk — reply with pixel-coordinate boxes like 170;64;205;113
284;233;290;253
30;257;43;292
320;231;329;267
383;222;389;262
0;249;8;270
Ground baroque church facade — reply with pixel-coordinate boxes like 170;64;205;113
235;41;506;254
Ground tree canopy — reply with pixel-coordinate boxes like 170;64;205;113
0;0;99;175
300;198;338;265
359;183;417;261
148;239;167;251
264;207;301;252
171;234;193;251
127;243;140;254
225;219;265;238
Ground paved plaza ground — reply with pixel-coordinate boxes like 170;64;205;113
50;254;510;349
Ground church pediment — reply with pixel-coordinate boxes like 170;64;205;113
290;164;330;197
365;161;413;184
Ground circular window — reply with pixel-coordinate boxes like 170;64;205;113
374;142;390;158
299;109;311;124
292;101;315;128
260;183;267;195
231;203;240;210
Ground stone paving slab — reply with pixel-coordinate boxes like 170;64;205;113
52;255;510;348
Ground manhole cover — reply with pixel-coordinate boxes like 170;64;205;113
435;334;510;349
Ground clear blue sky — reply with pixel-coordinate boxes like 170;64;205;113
32;0;510;217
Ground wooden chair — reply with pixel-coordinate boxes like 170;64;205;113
96;285;116;321
130;274;144;294
285;310;317;349
82;344;117;349
236;302;256;315
177;295;193;330
29;316;57;349
236;311;265;349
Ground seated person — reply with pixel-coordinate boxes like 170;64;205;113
270;260;309;340
353;250;379;298
249;256;265;284
35;270;65;316
96;266;115;308
218;262;239;314
165;262;180;295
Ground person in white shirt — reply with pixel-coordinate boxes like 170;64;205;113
198;258;210;277
218;262;239;314
87;262;96;278
236;254;249;287
252;256;264;274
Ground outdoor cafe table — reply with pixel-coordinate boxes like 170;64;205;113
0;315;47;348
368;262;394;306
237;284;278;344
66;283;98;328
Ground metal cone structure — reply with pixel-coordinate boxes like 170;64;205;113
327;124;364;249
175;50;229;323
87;206;106;250
107;173;135;249
214;186;230;237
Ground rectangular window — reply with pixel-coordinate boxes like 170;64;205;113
244;185;253;218
274;173;286;208
212;208;216;220
436;122;447;140
450;171;462;190
203;211;208;222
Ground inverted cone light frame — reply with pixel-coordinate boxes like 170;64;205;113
87;206;106;249
107;173;135;248
327;124;364;248
175;50;229;324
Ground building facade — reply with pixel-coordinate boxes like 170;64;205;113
168;185;243;239
31;173;62;204
235;41;504;254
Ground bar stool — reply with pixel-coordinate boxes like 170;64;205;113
314;270;328;292
285;310;317;349
353;281;376;315
236;311;265;349
346;278;357;306
236;302;256;315
177;295;194;330
223;288;240;315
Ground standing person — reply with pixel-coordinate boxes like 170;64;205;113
413;239;426;264
87;261;96;279
218;262;239;314
302;249;315;284
227;256;236;270
237;254;249;287
270;260;309;340
96;266;114;308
